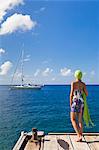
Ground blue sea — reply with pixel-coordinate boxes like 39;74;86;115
0;85;99;150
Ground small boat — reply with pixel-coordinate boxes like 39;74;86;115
13;128;45;150
10;49;44;90
11;84;43;89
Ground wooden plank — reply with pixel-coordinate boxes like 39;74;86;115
13;134;26;150
43;135;58;150
24;141;40;150
69;135;90;150
84;135;99;150
49;133;99;136
56;135;74;150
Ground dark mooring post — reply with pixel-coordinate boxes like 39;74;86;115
32;128;38;141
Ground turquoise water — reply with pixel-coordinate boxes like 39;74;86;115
0;85;99;150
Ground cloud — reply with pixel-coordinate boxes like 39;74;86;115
14;71;22;79
23;54;31;62
40;7;46;12
34;69;40;77
90;70;95;76
32;32;39;36
42;60;49;64
42;59;52;64
34;7;46;14
0;13;37;35
0;48;5;56
11;71;23;83
23;58;30;62
0;61;13;75
26;54;30;58
42;68;53;76
0;0;24;23
34;67;53;77
83;72;87;76
52;78;56;81
16;72;22;78
60;68;72;76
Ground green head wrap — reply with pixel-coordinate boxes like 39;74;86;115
74;70;82;80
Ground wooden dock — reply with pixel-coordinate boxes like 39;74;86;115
13;132;99;150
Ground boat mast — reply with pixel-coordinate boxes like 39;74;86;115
21;49;24;86
10;51;22;85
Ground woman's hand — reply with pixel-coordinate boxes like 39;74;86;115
70;82;74;108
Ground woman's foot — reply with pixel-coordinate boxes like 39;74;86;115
79;129;83;136
76;137;82;142
76;134;82;142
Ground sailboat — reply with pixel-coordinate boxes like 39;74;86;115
10;50;43;89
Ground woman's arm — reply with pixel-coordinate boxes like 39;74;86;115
83;83;88;96
70;82;74;107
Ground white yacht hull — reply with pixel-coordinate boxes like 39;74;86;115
11;85;43;89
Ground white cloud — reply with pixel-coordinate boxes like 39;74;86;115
52;78;55;81
34;67;53;77
23;54;31;62
0;61;12;75
26;54;30;58
0;13;37;35
42;59;52;65
15;72;22;78
0;0;24;23
16;72;22;78
42;68;53;76
23;58;30;62
83;72;87;76
40;7;46;12
42;60;48;64
34;69;40;77
0;48;5;56
34;7;46;14
60;68;72;76
32;32;39;36
11;71;22;83
11;71;21;78
91;70;95;76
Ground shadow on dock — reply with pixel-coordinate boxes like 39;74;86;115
57;139;69;150
87;140;99;143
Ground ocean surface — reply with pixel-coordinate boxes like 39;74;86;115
0;85;99;150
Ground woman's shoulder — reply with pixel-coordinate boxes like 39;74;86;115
81;81;86;86
71;81;77;87
71;81;76;85
71;80;86;87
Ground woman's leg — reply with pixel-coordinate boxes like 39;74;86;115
70;112;80;136
78;111;83;136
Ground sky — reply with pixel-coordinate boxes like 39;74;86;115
0;0;99;85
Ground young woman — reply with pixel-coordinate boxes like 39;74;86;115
70;70;88;142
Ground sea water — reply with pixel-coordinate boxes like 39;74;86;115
0;85;99;150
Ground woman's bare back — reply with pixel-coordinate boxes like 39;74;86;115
72;80;88;96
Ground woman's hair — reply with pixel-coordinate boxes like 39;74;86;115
74;70;82;80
